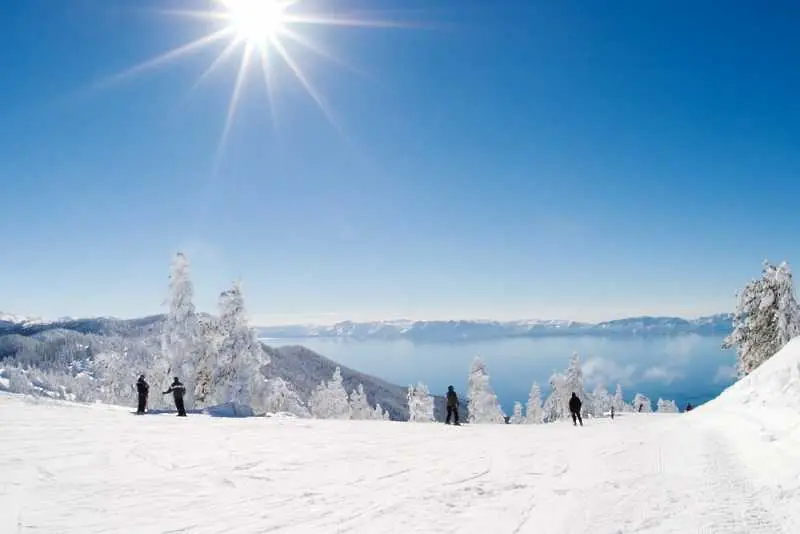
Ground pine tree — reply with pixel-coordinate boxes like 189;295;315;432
632;393;652;413
309;367;350;419
656;398;679;413
349;384;373;419
612;384;626;413
263;377;309;417
543;372;568;422
509;401;525;424
592;385;611;417
373;403;391;421
525;382;544;424
466;356;505;424
564;352;591;416
161;252;202;408
210;281;270;411
723;260;800;376
407;382;434;422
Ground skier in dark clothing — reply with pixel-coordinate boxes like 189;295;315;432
163;377;187;416
569;392;583;426
135;375;149;414
445;385;460;425
685;403;694;412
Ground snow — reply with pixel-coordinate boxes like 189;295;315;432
2;377;799;533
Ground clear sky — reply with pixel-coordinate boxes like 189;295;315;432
1;0;799;325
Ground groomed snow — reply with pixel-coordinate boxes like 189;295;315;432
3;339;800;533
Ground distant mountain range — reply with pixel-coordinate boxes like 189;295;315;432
256;314;734;342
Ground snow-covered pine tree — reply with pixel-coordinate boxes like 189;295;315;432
509;401;525;424
723;260;800;376
407;382;434;422
525;382;544;424
564;352;591;417
263;377;309;417
349;384;373;420
193;316;221;406
592;385;611;417
309;366;350;419
612;384;626;413
542;372;568;422
373;403;391;421
632;393;652;413
161;251;202;408
466;356;505;424
209;281;270;412
656;398;679;413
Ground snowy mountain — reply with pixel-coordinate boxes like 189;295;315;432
0;314;444;421
2;334;798;532
256;314;734;341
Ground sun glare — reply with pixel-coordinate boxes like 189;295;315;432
223;0;288;44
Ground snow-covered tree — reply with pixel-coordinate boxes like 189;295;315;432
509;401;525;424
543;372;568;422
376;403;391;420
209;282;270;411
723;260;800;376
525;382;544;424
632;393;652;413
592;385;611;417
349;384;374;420
309;367;350;419
656;398;679;413
407;382;435;422
161;252;202;408
263;377;309;417
466;356;505;424
564;352;591;416
612;384;626;413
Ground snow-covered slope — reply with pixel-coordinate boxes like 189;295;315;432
1;389;797;533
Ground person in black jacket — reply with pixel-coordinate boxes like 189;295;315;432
568;392;583;426
445;385;460;425
135;375;149;414
163;377;187;417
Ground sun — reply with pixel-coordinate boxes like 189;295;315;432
222;0;289;44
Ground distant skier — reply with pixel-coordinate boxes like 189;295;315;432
638;403;643;413
610;406;615;421
163;377;187;417
569;392;583;427
445;385;460;425
135;374;149;415
685;403;694;412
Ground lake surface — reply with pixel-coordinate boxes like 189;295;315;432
263;335;737;413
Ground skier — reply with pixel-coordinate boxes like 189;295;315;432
445;385;460;425
685;402;694;412
610;406;615;421
135;374;149;415
569;392;583;426
163;377;187;417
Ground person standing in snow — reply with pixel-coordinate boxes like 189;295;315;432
163;377;187;417
569;392;583;426
610;406;615;421
445;385;460;425
135;374;149;415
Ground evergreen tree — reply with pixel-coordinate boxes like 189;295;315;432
309;367;350;419
656;398;679;413
349;384;373;419
564;352;591;416
632;393;652;413
543;372;568;422
525;382;544;424
723;260;800;376
407;382;434;422
263;377;309;417
612;384;626;413
467;356;505;424
161;252;202;408
509;401;525;424
592;385;611;417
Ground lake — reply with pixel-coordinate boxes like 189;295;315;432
263;334;738;413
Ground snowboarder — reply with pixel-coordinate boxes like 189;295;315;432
163;377;187;417
569;392;583;427
445;385;460;425
135;374;149;414
610;406;615;421
685;402;694;412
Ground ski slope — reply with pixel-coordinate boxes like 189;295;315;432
3;340;800;533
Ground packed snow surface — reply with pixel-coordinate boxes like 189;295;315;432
3;340;800;532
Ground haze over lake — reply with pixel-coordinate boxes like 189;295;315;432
263;334;737;413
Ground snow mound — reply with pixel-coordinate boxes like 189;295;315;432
704;336;800;412
205;402;257;418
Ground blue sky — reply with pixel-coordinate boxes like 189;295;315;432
1;0;799;325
